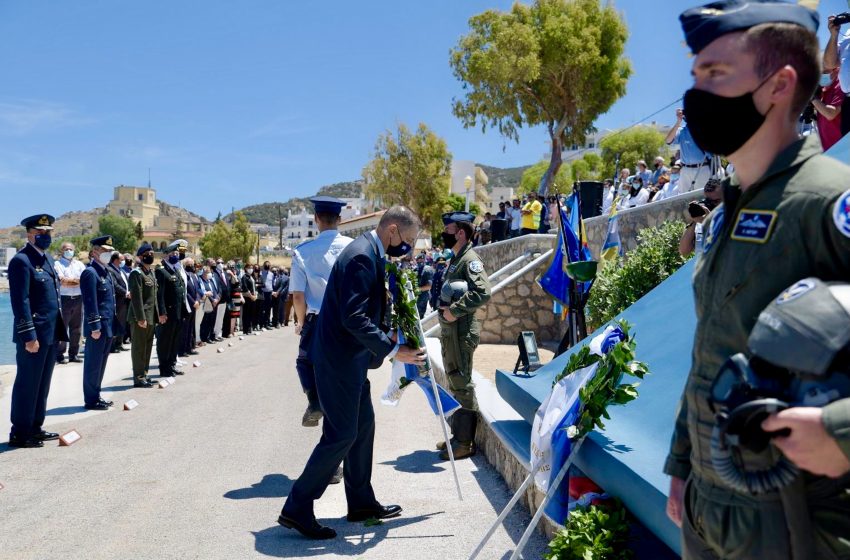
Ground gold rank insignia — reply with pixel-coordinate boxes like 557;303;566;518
38;215;50;226
106;237;113;245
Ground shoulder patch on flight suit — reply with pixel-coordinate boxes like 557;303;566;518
832;189;850;238
468;260;483;273
776;279;815;305
704;206;725;252
730;209;777;243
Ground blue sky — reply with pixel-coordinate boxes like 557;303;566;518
0;0;846;226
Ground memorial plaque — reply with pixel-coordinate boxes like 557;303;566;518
123;399;140;411
59;430;82;446
217;347;225;353
192;361;201;368
158;379;169;389
166;377;176;385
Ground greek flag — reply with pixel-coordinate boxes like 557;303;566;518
380;331;462;418
600;197;623;263
539;193;592;307
530;325;626;523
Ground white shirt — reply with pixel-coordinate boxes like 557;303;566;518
263;271;274;292
652;177;681;203
291;229;354;314
55;257;86;296
601;186;616;215
508;207;522;230
838;29;850;93
620;188;650;209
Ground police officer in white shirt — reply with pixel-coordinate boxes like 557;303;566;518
291;196;353;428
55;242;86;363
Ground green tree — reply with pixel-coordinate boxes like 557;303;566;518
98;214;138;253
198;211;257;262
571;152;604;182
598;126;669;179
445;193;481;217
450;0;631;197
362;122;452;235
520;160;572;196
134;220;143;240
49;235;91;257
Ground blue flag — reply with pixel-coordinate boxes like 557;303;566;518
539;193;592;307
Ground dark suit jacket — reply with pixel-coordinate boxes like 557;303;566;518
311;233;393;379
108;263;129;324
8;243;65;344
274;272;289;299
185;271;200;308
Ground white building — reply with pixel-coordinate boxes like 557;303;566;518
339;197;368;221
282;208;316;247
555;122;674;163
450;160;489;214
485;186;515;214
0;247;16;268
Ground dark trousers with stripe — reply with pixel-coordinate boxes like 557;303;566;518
156;319;181;376
10;340;56;438
83;334;111;405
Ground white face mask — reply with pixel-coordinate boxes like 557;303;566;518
245;268;253;275
98;252;113;265
63;249;74;259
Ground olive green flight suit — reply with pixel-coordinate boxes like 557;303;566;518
665;136;850;559
127;265;159;384
439;243;491;414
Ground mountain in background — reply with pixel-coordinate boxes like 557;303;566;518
476;163;529;191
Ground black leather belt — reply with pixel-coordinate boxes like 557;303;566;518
681;160;710;168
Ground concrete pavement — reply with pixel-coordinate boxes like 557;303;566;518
0;326;548;559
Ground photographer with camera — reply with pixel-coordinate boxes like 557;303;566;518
665;3;850;559
678;179;722;257
812;66;845;151
824;12;850;137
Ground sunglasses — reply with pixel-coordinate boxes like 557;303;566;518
704;184;718;193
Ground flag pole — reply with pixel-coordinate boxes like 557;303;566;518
404;277;464;502
509;437;586;560
468;463;542;560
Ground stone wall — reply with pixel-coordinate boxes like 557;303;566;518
583;190;703;258
472;233;556;273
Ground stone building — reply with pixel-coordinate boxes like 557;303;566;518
282;208;316;247
107;186;159;228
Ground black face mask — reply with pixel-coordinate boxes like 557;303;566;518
441;232;456;248
124;260;132;268
141;255;154;265
683;75;773;156
386;228;413;258
264;265;270;271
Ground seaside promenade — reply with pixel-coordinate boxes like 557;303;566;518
0;327;547;560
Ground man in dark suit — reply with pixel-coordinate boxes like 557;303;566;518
8;214;66;448
107;251;129;353
155;240;187;377
181;257;200;355
271;267;289;328
278;206;426;540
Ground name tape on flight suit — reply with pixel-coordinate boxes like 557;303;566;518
730;210;777;244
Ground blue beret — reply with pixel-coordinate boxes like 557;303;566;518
21;214;55;230
136;242;154;256
90;235;114;249
310;196;346;216
680;1;819;54
442;211;476;225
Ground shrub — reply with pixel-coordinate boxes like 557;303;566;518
586;221;687;331
545;499;633;560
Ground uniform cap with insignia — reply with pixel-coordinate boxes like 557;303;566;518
90;235;115;250
309;195;346;216
165;239;188;253
21;214;56;231
680;0;819;55
749;278;850;375
442;211;476;225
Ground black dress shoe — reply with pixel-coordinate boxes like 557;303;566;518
98;398;114;407
56;357;68;364
346;504;402;522
277;514;336;540
69;356;82;363
84;402;110;411
173;370;185;376
34;430;59;441
8;435;44;448
134;381;154;388
189;350;199;355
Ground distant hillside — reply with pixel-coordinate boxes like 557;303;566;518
227;180;364;226
476;163;529;192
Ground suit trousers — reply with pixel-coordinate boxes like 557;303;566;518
10;340;56;438
83;334;111;405
200;311;216;342
56;295;82;359
112;300;128;351
283;374;379;520
130;322;155;382
180;309;195;355
194;306;204;343
283;296;294;326
156;319;181;376
213;302;226;338
260;292;273;327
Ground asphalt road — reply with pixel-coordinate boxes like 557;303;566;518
0;326;547;560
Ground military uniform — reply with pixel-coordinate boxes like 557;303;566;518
80;236;116;409
666;4;850;558
291;196;353;427
127;243;159;387
8;214;65;447
155;242;187;378
438;212;491;459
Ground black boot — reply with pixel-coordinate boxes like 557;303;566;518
440;409;477;460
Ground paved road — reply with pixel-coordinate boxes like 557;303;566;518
0;327;547;560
